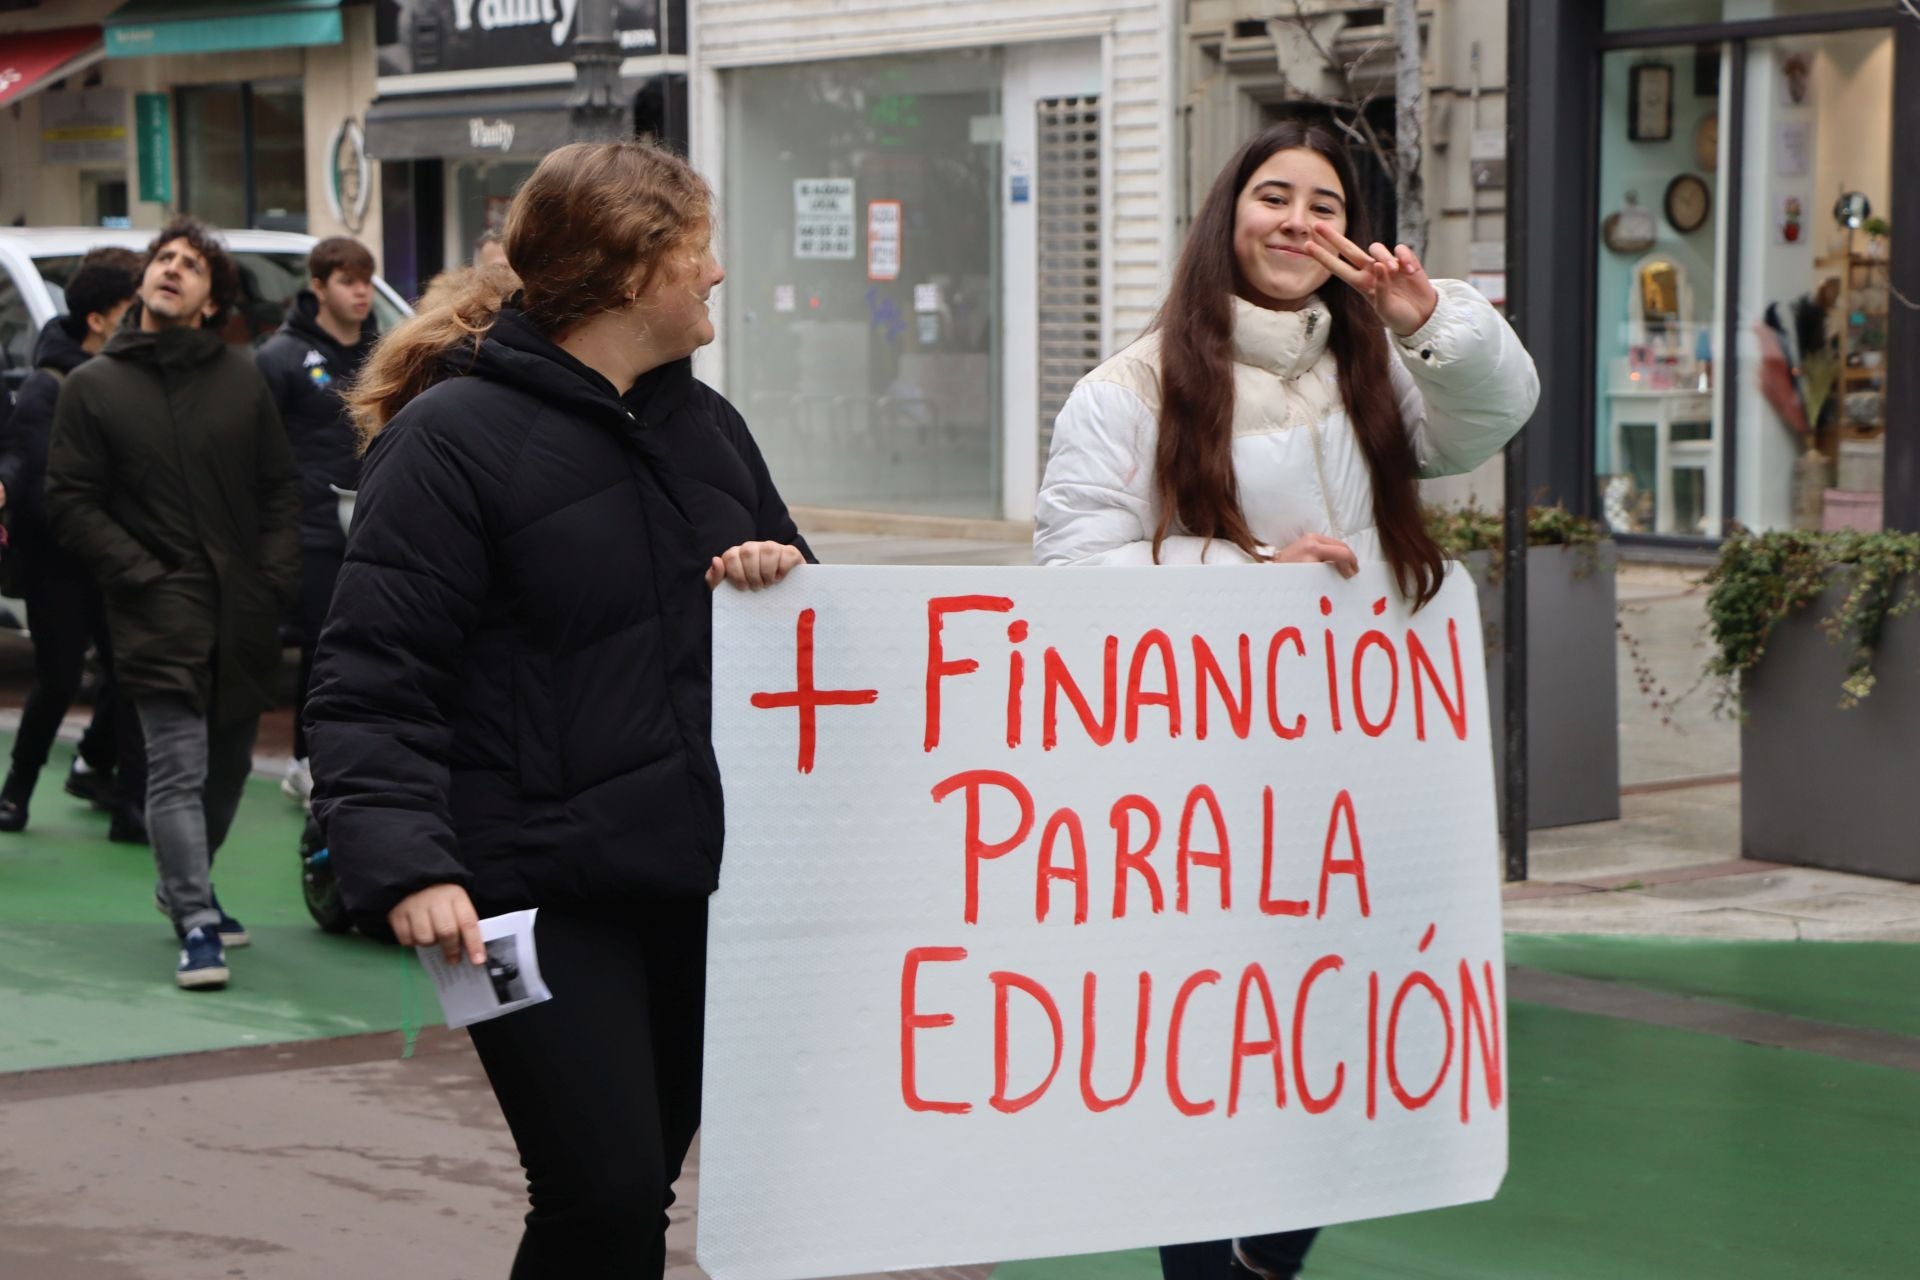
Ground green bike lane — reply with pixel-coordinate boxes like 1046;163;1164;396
3;742;1918;1277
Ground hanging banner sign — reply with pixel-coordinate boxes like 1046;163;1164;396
702;564;1509;1280
867;199;902;281
134;92;172;205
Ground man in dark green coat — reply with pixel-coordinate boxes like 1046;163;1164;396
47;219;301;991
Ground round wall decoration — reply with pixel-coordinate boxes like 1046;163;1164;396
326;118;372;234
1664;173;1711;234
1603;191;1658;255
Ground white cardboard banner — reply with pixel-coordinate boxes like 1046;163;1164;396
703;565;1508;1280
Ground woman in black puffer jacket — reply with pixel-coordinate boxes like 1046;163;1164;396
305;141;810;1278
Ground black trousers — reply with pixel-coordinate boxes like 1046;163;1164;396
11;555;144;802
467;902;708;1279
291;547;343;760
1160;1229;1320;1280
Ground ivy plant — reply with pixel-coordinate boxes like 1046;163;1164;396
1424;502;1609;582
1703;528;1920;710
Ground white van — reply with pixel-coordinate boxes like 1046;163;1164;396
0;227;412;396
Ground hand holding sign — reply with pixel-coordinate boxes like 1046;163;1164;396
706;541;805;591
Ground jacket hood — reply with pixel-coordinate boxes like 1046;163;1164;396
102;322;227;371
1231;294;1332;381
29;314;91;376
282;289;377;360
468;306;695;433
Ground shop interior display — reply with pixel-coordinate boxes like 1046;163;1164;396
1817;191;1889;532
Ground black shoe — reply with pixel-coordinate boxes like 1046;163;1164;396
109;807;149;846
65;763;116;811
0;795;26;833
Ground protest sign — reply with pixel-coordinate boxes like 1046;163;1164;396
702;564;1507;1280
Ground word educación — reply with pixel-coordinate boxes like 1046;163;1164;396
895;594;1506;1125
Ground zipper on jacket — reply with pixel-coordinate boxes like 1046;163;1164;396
1306;417;1346;542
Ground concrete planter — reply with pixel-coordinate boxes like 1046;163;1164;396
1740;582;1920;881
1461;542;1621;830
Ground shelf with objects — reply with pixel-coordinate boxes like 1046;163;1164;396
1816;192;1889;533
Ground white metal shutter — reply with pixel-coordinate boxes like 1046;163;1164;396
1036;94;1102;471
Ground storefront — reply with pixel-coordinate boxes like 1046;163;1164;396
0;1;383;247
694;0;1178;524
367;0;687;299
1511;0;1919;541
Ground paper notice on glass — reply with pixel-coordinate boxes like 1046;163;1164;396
416;908;551;1029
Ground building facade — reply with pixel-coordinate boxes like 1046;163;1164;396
365;0;689;299
690;0;1182;525
1;1;384;249
1178;0;1515;507
1513;0;1917;542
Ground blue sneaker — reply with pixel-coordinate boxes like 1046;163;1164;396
175;926;229;990
155;890;249;947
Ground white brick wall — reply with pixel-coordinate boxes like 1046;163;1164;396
693;0;1178;352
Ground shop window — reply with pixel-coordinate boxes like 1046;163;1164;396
724;49;1005;518
1735;31;1893;533
177;82;308;233
1593;27;1895;538
1594;46;1723;537
452;160;538;269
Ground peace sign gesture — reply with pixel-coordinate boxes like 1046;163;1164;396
1306;222;1439;338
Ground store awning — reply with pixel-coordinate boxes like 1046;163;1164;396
365;86;581;162
104;0;342;59
0;26;106;109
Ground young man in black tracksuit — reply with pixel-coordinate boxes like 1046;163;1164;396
0;247;150;839
254;237;378;806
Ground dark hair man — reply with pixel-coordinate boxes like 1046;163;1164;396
255;235;379;805
46;219;301;991
0;247;150;840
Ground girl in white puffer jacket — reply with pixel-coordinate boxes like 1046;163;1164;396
1036;121;1539;616
1035;122;1539;1280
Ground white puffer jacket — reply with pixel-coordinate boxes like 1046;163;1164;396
1034;279;1540;566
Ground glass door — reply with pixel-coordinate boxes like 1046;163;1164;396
725;48;1005;517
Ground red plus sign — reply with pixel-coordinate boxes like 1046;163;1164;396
750;608;879;773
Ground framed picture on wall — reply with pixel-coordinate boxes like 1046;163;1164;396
1694;44;1721;97
1630;63;1674;142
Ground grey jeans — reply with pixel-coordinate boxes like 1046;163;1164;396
138;695;258;935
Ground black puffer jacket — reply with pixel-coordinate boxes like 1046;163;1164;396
254;291;376;553
306;310;812;935
0;317;92;567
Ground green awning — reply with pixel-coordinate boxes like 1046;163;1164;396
104;0;342;58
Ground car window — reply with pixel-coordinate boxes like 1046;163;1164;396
31;250;406;346
0;267;36;376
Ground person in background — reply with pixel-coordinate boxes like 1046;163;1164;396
47;219;301;991
1035;121;1538;1280
255;235;379;806
474;229;510;271
0;246;149;841
307;141;809;1278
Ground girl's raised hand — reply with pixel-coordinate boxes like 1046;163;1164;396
1306;222;1439;338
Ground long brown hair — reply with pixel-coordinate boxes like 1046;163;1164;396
1152;121;1444;608
349;141;712;445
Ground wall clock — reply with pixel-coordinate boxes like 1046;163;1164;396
1665;173;1711;234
